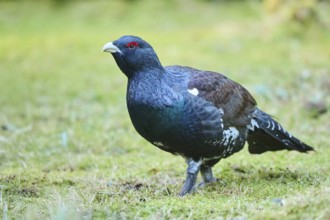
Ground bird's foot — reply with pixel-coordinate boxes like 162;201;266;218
198;177;218;188
178;174;197;196
198;178;226;188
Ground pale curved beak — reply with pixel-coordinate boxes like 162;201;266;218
102;42;121;53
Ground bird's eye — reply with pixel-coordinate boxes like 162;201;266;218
126;41;139;50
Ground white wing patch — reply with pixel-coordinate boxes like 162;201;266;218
188;88;199;96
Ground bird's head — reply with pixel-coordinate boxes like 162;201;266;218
102;35;163;78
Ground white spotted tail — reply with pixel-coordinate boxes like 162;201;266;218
247;109;314;154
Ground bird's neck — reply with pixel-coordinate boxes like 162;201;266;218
127;68;179;108
127;61;165;79
128;68;165;98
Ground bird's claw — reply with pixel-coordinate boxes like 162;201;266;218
198;178;226;188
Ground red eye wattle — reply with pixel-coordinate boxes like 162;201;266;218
126;41;139;49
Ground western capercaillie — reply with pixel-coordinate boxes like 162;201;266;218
102;35;314;196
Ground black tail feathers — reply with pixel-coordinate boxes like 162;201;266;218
247;109;314;154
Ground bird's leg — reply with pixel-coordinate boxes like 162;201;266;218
201;166;217;183
199;165;217;187
178;158;202;196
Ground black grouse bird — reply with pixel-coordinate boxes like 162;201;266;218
102;35;314;196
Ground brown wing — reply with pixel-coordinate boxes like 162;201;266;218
186;66;257;127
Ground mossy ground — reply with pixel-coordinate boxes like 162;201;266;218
0;0;329;219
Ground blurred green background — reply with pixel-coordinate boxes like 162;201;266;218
0;0;329;219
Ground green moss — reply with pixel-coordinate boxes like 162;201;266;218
0;0;329;219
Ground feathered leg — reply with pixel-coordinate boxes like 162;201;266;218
200;165;217;183
179;158;202;196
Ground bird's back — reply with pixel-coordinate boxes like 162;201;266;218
166;65;257;127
